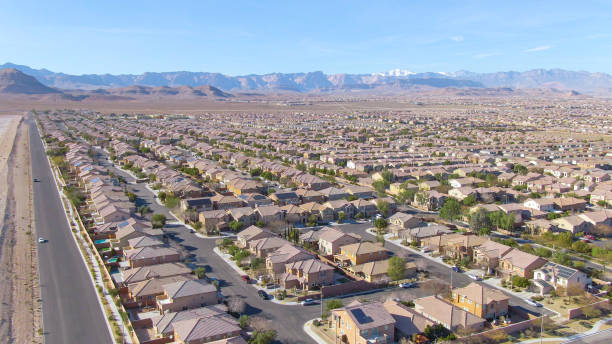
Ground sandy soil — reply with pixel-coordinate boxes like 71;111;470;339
0;115;42;343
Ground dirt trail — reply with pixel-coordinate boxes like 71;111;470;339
0;116;42;343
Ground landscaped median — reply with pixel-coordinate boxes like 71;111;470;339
39;122;136;344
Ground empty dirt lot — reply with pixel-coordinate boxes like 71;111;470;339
0;114;42;343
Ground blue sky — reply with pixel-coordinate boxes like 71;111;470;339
1;1;611;75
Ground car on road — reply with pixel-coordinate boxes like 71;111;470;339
399;282;416;288
301;298;316;306
33;178;40;182
38;237;46;243
584;234;596;241
265;283;276;289
257;290;269;300
451;266;461;272
421;247;432;253
467;274;482;281
525;299;542;307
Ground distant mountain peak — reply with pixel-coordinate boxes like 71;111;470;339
0;68;60;94
1;62;611;95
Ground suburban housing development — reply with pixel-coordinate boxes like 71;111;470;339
26;98;611;344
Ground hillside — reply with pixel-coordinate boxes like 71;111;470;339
0;68;59;94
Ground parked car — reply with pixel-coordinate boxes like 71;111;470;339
421;247;432;253
525;299;542;307
258;290;269;300
584;234;596;241
452;266;461;273
240;275;250;282
33;178;40;182
265;283;276;289
301;298;316;306
399;282;416;288
468;274;482;281
38;237;46;243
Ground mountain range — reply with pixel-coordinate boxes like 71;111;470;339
2;62;612;95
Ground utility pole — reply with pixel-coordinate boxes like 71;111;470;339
540;315;544;344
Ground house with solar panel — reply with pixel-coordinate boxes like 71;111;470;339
533;262;591;295
331;300;395;344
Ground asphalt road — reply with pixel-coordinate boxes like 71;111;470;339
28;116;112;344
562;328;612;344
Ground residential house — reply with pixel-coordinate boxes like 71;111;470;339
398;224;453;245
414;295;486;332
172;314;241;344
228;207;258;227
124;246;181;268
269;190;300;206
553;197;587;213
117;262;191;287
280;258;334;290
451;283;509;320
281;204;309;225
382;299;435;338
498;248;547;279
318;227;361;256
336;242;388;266
331;301;395;344
157;279;218;314
533;262;591;295
255;205;285;225
352;259;417;283
199;210;230;233
266;244;313;276
236;225;275;248
523;198;556;212
553;215;593;234
473;240;514;274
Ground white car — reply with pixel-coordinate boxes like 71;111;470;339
399;282;416;288
38;237;46;243
468;274;482;281
525;299;542;307
301;298;316;306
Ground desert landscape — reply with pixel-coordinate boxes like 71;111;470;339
0;114;42;343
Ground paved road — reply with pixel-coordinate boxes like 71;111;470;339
561;328;612;344
28;116;112;344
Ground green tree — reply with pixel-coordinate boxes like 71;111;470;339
513;164;528;175
229;220;244;233
239;314;250;329
470;208;492;235
439;198;461;220
194;267;206;279
374;218;388;232
462;194;477;206
387;256;406;281
249;330;277;344
572;240;591;254
152;213;167;228
552;251;572;266
337;211;346;223
376;200;390;217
